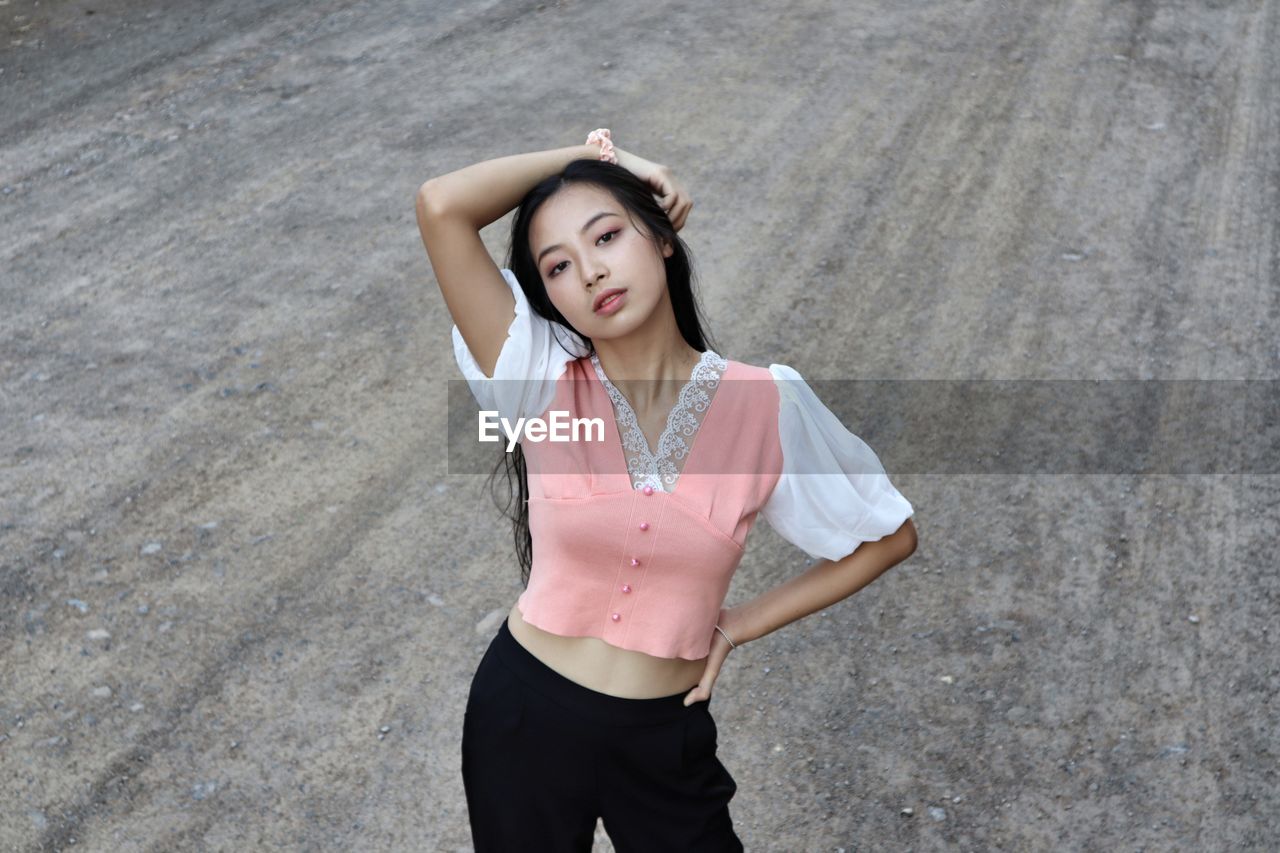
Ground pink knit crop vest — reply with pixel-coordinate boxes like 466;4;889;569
514;357;785;660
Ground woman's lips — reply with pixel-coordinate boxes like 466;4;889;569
594;290;627;315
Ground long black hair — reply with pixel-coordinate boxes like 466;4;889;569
488;158;720;587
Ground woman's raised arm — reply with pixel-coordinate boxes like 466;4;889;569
414;144;599;378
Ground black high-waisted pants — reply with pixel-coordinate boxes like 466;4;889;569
461;617;744;852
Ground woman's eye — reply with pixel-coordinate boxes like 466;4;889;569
547;230;620;278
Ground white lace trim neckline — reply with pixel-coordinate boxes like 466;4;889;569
589;349;729;492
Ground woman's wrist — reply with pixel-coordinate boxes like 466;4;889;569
718;607;749;649
580;134;658;188
575;142;605;161
614;147;657;178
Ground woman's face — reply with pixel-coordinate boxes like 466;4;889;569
529;183;673;340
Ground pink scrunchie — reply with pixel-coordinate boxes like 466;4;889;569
585;128;618;164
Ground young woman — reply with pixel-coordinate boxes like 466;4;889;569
415;130;918;852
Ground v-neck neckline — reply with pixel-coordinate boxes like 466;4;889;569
589;349;729;494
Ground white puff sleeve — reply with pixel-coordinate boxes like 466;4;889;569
451;267;589;424
758;363;915;562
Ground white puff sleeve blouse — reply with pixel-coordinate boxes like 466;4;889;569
759;363;915;562
451;267;589;423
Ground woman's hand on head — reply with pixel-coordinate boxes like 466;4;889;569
613;148;693;232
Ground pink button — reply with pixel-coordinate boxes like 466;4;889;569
630;557;640;566
621;584;632;593
638;521;649;531
642;485;654;495
611;612;621;622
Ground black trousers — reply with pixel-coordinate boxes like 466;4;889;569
461;617;744;852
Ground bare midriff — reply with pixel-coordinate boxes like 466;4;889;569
507;601;706;699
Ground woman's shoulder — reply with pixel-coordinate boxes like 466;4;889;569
722;355;783;381
716;357;785;418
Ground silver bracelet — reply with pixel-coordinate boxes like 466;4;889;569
714;623;737;649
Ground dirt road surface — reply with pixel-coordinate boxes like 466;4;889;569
3;0;1277;850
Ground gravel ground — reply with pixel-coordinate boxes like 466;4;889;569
2;0;1277;850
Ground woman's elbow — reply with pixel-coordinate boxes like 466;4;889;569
898;517;918;556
